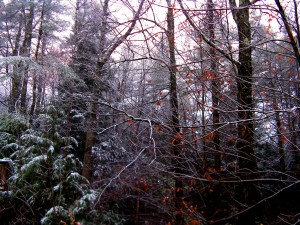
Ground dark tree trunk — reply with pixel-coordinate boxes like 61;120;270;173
229;0;258;224
267;59;286;173
82;61;103;179
9;14;23;113
29;0;45;123
20;0;34;115
81;0;109;179
207;0;221;171
275;0;300;176
35;74;44;114
274;103;285;173
166;1;184;224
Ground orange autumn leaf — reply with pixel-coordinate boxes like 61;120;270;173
241;125;247;137
177;187;184;192
227;136;235;144
131;124;135;129
203;132;214;141
162;197;168;204
280;136;287;143
204;172;212;181
228;78;234;85
189;179;196;186
204;72;215;79
156;125;162;132
191;220;201;225
193;137;200;142
208;168;217;173
174;211;180;216
289;57;294;63
171;139;177;145
278;54;283;60
176;132;184;139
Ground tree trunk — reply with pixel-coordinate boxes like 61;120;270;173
166;1;184;224
275;0;300;176
20;0;34;115
198;43;207;170
269;60;286;173
30;0;45;123
81;0;109;179
35;73;44;114
274;102;285;173
207;0;221;171
9;14;23;113
229;0;258;224
82;61;103;179
201;82;207;169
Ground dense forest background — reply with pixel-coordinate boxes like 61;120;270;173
0;0;299;224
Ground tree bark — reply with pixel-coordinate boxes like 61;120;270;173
229;0;258;224
268;59;285;173
177;0;259;222
275;0;300;176
29;0;45;123
9;13;23;113
207;0;221;171
20;0;34;115
82;0;109;179
166;1;184;224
